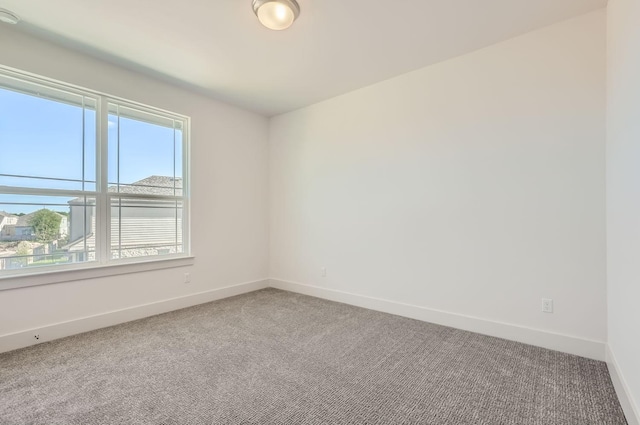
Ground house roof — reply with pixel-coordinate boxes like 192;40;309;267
15;210;65;226
69;176;183;204
0;211;17;220
111;176;183;196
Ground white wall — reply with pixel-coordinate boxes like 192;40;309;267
0;8;614;367
0;26;269;341
607;0;640;420
270;11;607;347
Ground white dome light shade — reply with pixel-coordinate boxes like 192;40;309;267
252;0;300;31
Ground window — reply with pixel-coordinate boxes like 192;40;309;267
0;67;189;277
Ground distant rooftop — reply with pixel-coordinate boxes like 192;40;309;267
109;176;183;196
16;210;65;226
70;176;183;204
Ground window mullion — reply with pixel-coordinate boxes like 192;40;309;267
97;96;110;265
0;186;95;198
183;121;190;255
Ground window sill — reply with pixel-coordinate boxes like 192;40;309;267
0;256;195;291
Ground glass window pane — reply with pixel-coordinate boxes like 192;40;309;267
110;197;183;259
108;104;183;196
0;194;96;271
0;69;190;278
0;77;97;191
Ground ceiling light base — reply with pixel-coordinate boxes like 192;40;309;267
0;8;20;25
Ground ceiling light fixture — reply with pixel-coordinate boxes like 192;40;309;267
0;8;20;25
252;0;300;31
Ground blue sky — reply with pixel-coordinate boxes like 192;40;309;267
0;87;182;214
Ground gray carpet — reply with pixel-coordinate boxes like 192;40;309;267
0;288;627;425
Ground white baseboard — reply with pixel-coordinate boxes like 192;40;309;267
269;279;606;361
607;345;640;425
0;279;269;354
0;277;609;363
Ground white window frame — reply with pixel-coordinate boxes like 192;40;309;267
0;66;192;288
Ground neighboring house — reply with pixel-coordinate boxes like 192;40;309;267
66;176;183;261
0;210;68;242
0;211;18;237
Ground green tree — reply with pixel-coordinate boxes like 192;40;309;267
28;209;62;243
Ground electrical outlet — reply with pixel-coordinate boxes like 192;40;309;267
542;298;554;313
321;267;327;277
184;273;191;284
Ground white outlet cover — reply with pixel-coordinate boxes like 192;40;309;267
542;298;554;313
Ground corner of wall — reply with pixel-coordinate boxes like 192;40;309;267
607;345;640;425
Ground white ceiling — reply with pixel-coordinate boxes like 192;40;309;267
1;0;606;116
